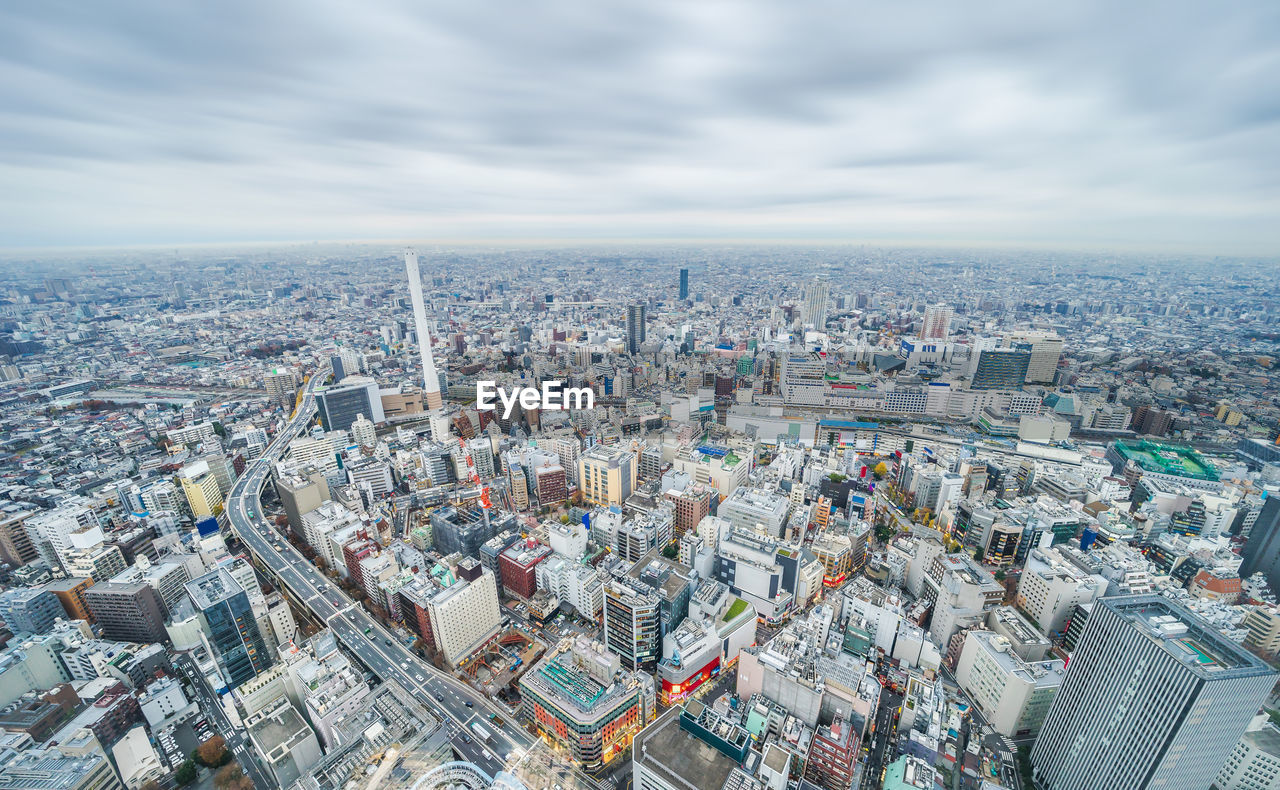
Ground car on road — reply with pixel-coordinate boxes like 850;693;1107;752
385;638;393;646
465;701;473;708
436;693;443;701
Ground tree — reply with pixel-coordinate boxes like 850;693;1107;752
994;569;1007;582
175;760;198;787
873;462;888;480
195;735;229;767
140;781;161;790
212;422;227;437
274;514;289;527
214;763;254;790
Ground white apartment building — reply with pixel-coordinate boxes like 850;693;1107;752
1016;548;1104;636
953;631;1066;738
428;562;501;667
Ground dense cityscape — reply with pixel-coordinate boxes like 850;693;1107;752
0;245;1275;790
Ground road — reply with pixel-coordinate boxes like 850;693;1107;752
861;691;902;790
173;654;273;790
224;367;547;781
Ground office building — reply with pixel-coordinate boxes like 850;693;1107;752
316;376;384;432
0;733;124;790
329;348;362;382
1006;332;1063;384
627;302;646;354
186;568;270;689
603;577;661;672
244;697;323;789
625;549;694;641
579;445;638;507
805;714;859;790
274;467;329;534
1031;595;1277;790
713;525;821;622
970;347;1031;390
430;505;515;559
82;583;167;644
632;703;743;790
264;368;297;411
923;554;1004;645
780;352;826;405
678;268;689;300
1241;496;1280;593
498;540;551;601
519;636;655;769
1215;715;1280;790
0;588;65;635
717;486;789;537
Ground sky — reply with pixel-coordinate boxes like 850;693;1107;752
1;1;1278;254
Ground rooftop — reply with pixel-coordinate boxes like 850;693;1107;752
1112;439;1219;481
1109;595;1274;677
635;707;739;790
184;568;245;610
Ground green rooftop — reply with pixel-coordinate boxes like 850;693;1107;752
1114;439;1219;482
723;598;749;622
538;657;606;709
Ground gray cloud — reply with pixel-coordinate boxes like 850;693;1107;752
0;0;1277;253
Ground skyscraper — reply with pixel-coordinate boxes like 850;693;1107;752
802;279;829;328
1031;595;1275;790
186;568;270;689
678;268;689;300
627;302;646;354
1006;332;1063;384
404;249;444;411
315;375;384;432
921;303;954;340
1240;496;1280;591
970;347;1031;390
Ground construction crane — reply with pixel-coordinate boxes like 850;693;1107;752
457;436;494;511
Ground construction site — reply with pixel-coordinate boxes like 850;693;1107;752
464;627;548;707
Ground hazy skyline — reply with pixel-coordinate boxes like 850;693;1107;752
2;1;1278;254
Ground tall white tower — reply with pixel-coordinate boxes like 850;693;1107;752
405;249;443;411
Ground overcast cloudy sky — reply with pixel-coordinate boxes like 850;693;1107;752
1;1;1277;253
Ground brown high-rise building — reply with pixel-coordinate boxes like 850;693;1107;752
83;582;167;644
1132;405;1175;436
668;484;712;536
0;510;39;567
44;576;95;622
